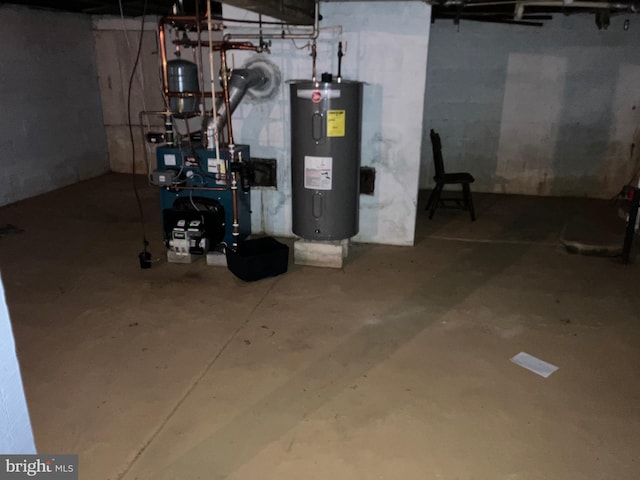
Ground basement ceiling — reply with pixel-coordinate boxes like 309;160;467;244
1;0;638;27
0;0;315;22
0;0;176;16
430;0;640;27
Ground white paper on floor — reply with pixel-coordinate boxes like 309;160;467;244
510;352;559;378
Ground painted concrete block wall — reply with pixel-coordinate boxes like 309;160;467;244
422;15;640;198
0;6;109;207
93;17;165;174
0;272;36;454
226;1;431;245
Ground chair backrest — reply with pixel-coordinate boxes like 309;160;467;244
430;129;446;178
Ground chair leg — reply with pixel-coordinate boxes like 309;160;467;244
425;186;438;212
428;183;443;219
463;183;476;221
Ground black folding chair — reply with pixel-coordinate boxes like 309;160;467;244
425;129;476;221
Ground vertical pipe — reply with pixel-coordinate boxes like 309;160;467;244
231;150;240;248
220;49;234;145
207;0;221;158
337;41;343;82
311;40;317;81
194;0;206;117
220;48;239;247
159;21;169;97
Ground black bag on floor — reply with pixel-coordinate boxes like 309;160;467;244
226;237;289;282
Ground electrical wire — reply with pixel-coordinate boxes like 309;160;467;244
189;173;205;212
127;0;150;253
290;37;311;50
189;188;200;212
119;0;151;130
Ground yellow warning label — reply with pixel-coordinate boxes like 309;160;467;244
327;110;346;137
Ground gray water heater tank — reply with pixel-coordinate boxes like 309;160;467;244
167;58;200;115
290;80;363;241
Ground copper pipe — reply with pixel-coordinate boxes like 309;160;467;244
221;56;239;247
168;185;229;192
163;15;200;23
172;39;258;51
160;17;259;111
159;21;169;97
221;43;262;52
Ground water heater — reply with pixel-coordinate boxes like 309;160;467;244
290;80;363;241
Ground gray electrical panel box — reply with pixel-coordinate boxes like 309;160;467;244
151;169;176;186
290;80;363;241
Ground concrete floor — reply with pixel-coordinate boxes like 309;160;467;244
1;173;639;480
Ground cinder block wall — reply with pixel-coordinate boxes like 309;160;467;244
229;1;432;245
0;6;109;206
92;17;165;174
422;14;640;198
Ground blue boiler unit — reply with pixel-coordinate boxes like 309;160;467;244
155;145;251;252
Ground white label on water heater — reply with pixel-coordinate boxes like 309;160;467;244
296;89;342;100
164;153;177;166
304;155;333;190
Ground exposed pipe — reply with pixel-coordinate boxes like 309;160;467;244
311;40;317;81
173;38;261;51
159;21;169;98
449;0;634;9
219;48;240;248
194;0;207;119
155;11;282;251
165;91;218;99
222;1;321;42
230;153;240;248
138;110;230;191
159;14;262;108
207;0;221;158
337;41;343;83
220;49;234;145
169;185;229;192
